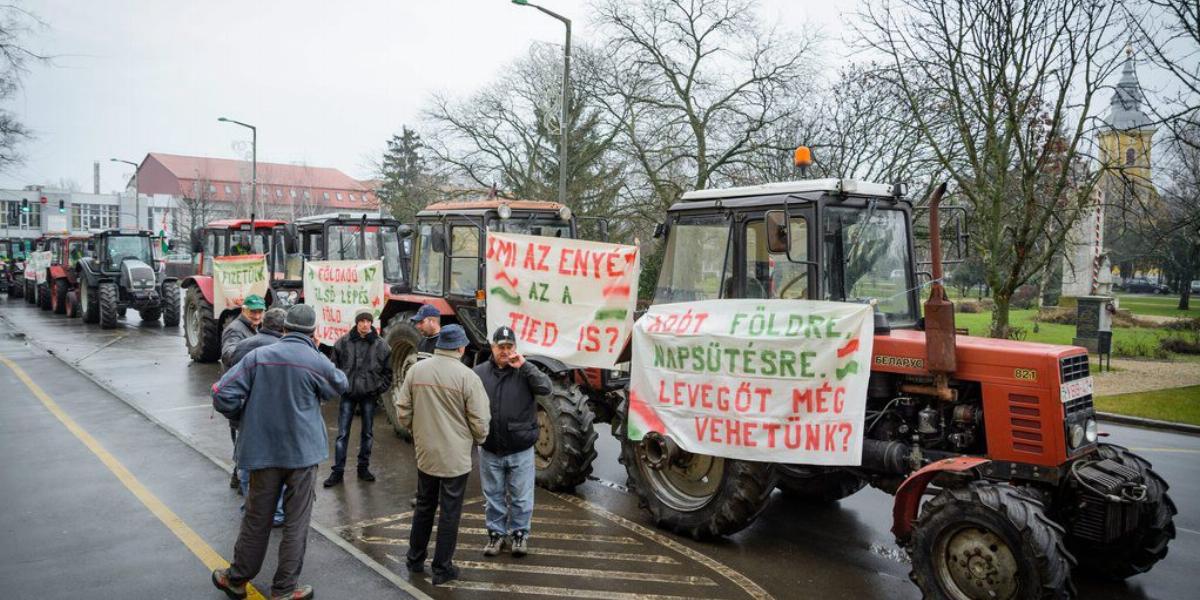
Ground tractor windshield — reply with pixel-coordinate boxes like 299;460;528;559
0;242;8;259
489;216;573;239
653;215;732;304
228;229;270;256
327;224;405;283
105;236;152;270
823;206;917;324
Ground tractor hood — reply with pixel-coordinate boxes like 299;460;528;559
872;329;1085;391
121;259;158;292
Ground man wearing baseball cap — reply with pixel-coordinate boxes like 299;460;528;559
474;326;551;558
409;304;441;354
220;293;266;491
396;324;490;585
325;309;392;487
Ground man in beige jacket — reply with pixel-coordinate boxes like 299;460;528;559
396;324;489;585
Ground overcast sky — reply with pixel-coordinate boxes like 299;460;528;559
1;0;848;193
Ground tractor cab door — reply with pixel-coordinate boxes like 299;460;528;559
201;229;227;276
446;220;482;298
47;238;63;266
68;239;92;268
738;210;812;300
411;220;446;297
273;225;304;282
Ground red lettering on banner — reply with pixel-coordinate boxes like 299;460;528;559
317;266;358;283
522;243;551;272
322;305;342;323
792;383;845;414
508;311;559;347
488;237;518;268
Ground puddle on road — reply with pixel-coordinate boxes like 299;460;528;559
869;542;910;564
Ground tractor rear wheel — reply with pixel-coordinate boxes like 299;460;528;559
24;279;34;304
1065;444;1176;580
615;396;775;540
37;282;51;310
81;284;99;324
52;279;67;315
775;465;866;504
534;373;598;491
65;289;79;318
909;481;1075;600
184;286;220;362
382;317;420;441
161;281;181;327
9;277;22;298
98;282;119;329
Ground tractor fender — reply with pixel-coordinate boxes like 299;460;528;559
48;264;69;280
891;456;990;544
181;275;215;305
526;355;572;375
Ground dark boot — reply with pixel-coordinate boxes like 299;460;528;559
212;569;247;600
229;471;240;490
357;466;376;482
323;471;343;488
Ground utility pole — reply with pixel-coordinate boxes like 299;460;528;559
218;117;258;217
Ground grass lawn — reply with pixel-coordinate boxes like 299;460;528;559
952;309;1177;355
1095;386;1200;426
1114;293;1200;319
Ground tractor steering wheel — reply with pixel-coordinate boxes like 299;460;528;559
778;273;808;298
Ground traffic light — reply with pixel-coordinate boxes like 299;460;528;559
58;199;65;213
20;198;29;213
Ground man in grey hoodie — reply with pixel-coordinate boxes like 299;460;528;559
210;304;348;600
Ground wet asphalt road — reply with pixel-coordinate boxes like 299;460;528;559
1;296;1197;600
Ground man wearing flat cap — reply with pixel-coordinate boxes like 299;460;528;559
410;303;442;354
396;324;490;585
325;309;393;487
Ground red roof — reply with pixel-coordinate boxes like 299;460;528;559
147;152;369;191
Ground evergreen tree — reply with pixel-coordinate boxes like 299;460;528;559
378;126;437;222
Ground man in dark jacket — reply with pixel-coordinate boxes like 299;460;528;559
210;304;348;600
220;294;266;490
474;326;552;558
231;307;288;521
410;303;441;353
324;309;392;487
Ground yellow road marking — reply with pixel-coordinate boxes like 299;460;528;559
454;560;718;585
0;354;266;600
438;580;702;599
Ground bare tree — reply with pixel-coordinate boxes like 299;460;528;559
0;4;47;172
857;0;1125;337
177;175;220;244
1126;0;1199;150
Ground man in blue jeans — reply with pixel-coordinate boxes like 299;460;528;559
324;309;392;487
474;326;552;557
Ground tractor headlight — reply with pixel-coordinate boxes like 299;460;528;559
1069;423;1086;448
497;203;513;220
1084;418;1098;444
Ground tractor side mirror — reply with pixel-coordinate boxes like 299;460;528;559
765;210;789;254
430;226;447;254
653;222;668;239
398;224;414;239
190;228;203;253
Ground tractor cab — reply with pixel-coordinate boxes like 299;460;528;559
75;229;180;329
655;178;927;329
291;212;408;290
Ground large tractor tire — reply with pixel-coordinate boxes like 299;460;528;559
534;373;598;491
24;279;34;304
139;307;162;322
382;318;421;441
614;396;775;540
184;286;220;362
909;481;1075;600
37;282;51;310
51;279;68;315
65;288;79;318
81;284;100;324
98;282;120;329
161;281;181;327
9;277;22;299
1065;444;1176;580
775;465;866;504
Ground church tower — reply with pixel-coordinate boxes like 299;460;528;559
1098;47;1156;198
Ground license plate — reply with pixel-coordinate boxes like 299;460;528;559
1060;377;1093;402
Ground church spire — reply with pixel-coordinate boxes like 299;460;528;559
1109;46;1153;131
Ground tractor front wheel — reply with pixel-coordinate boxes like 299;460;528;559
909;481;1075;600
534;373;598;491
98;282;120;329
81;285;100;324
382;317;420;441
161;281;181;327
615;396;775;540
24;279;34;304
37;282;51;311
52;279;68;315
184;286;220;362
65;289;79;318
1066;444;1176;580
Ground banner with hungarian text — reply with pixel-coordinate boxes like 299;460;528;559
304;260;385;346
26;251;52;282
628;299;875;465
212;254;268;318
485;232;640;370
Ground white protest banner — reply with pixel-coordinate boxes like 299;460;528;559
303;260;385;346
27;251;52;282
485;232;640;370
628;299;875;465
212;254;269;317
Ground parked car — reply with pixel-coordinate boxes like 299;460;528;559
1190;280;1200;294
1120;277;1170;294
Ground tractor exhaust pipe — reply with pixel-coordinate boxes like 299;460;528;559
920;182;956;402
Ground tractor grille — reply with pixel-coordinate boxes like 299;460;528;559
1064;395;1094;417
1060;354;1089;382
1007;394;1044;455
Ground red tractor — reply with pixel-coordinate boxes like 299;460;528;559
181;218;294;362
615;175;1175;598
40;233;95;317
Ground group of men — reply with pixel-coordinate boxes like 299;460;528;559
207;296;548;598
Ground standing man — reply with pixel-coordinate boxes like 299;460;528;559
324;309;392;488
230;307;288;525
221;294;266;490
410;304;441;353
211;304;348;600
475;326;551;557
396;324;489;585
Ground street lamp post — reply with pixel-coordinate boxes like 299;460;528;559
218;117;257;217
110;158;140;229
512;0;570;207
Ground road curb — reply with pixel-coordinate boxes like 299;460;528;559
1097;411;1200;436
0;313;434;600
